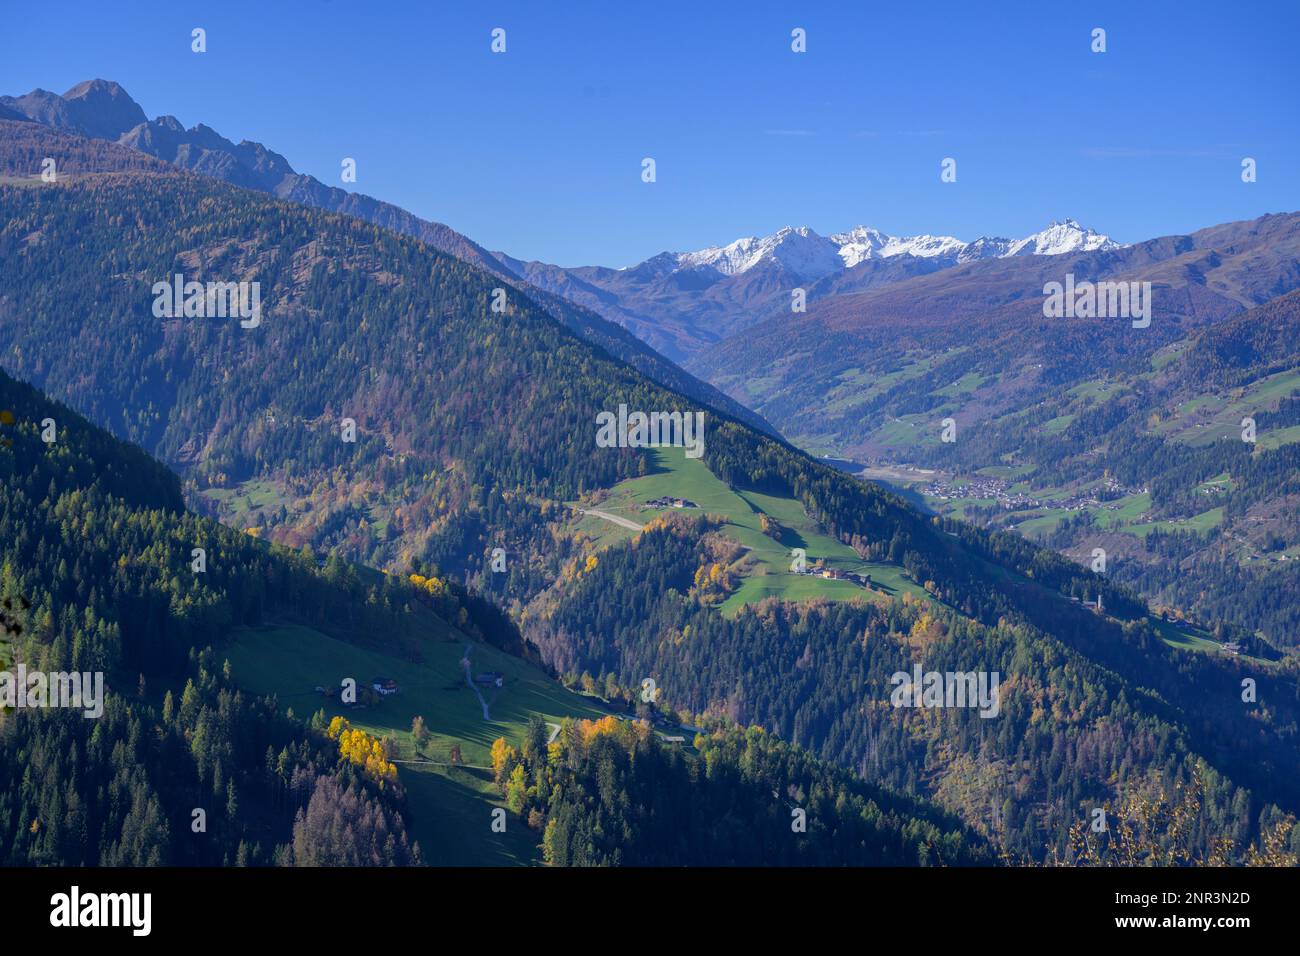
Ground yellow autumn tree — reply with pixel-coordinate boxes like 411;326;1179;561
909;612;945;647
580;715;622;742
490;737;519;789
409;572;449;599
327;716;396;782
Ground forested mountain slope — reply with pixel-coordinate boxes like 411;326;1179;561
1010;290;1300;646
0;366;987;866
3;125;1298;866
790;285;1300;649
0;144;1123;625
524;511;1300;863
0;366;424;865
0;82;775;437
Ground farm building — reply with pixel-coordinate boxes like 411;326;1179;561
645;496;699;509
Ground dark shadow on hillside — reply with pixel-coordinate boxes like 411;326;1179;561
402;766;539;866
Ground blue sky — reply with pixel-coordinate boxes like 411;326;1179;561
3;1;1297;266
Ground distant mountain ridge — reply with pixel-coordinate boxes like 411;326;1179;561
0;79;1122;372
490;220;1120;359
0;79;777;437
2;79;148;141
691;209;1300;446
661;218;1121;279
0;79;505;270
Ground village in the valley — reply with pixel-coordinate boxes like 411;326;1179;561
916;470;1146;515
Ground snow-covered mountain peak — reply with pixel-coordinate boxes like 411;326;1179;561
676;225;844;279
831;227;970;267
1003;219;1120;257
637;220;1121;276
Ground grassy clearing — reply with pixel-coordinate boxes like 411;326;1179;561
1197;473;1234;492
1012;508;1075;537
932;371;989;398
1257;424;1300;451
976;464;1035;480
819;353;948;414
1238;369;1300;405
224;621;607;864
1094;492;1153;529
201;479;288;525
226;623;605;767
997;485;1224;543
1068;379;1122;402
1150;342;1190;372
929;496;993;520
872;414;945;451
1042;414;1075;435
398;765;540;865
1158;369;1300;447
1127;506;1225;538
577;448;929;614
1146;615;1268;664
1152;621;1220;653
